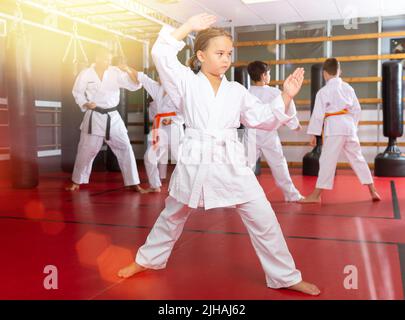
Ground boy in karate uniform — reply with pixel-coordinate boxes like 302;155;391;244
244;61;304;202
118;14;320;296
66;48;145;192
301;58;381;203
135;71;184;193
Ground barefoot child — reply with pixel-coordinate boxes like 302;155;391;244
119;13;320;296
300;58;381;203
244;61;304;202
66;48;145;193
136;71;184;193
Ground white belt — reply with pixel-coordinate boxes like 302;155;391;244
179;128;248;208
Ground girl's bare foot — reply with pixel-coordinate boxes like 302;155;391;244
299;188;322;204
371;191;381;202
298;195;321;204
288;195;305;203
65;183;80;191
287;281;321;296
146;187;161;193
118;262;147;279
126;185;148;194
368;184;381;202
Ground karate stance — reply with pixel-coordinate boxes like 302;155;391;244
244;60;304;202
66;48;145;192
136;71;184;193
301;58;381;203
118;14;320;296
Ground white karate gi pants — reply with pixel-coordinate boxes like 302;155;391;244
244;130;302;202
72;131;140;186
316;135;373;189
144;123;183;189
135;195;302;288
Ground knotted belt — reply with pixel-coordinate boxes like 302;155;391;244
180;128;248;208
321;107;350;143
88;106;118;140
325;108;349;118
152;112;177;149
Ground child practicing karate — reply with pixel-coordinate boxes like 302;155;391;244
300;58;381;203
66;48;145;193
135;71;184;193
244;60;304;202
118;13;320;296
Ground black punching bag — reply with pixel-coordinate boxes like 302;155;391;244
6;24;38;188
303;63;325;176
234;66;261;175
106;55;128;171
61;60;88;172
374;61;405;176
0;35;6;106
234;66;250;90
144;77;150;136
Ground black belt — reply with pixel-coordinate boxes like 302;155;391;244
88;106;118;140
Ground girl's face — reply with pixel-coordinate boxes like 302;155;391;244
261;70;271;84
197;36;233;76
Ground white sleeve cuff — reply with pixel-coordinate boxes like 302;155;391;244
158;25;186;52
271;94;296;124
307;127;322;136
285;116;300;130
137;71;145;82
79;103;87;112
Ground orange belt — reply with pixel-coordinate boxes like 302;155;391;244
321;108;350;143
324;108;349;118
152;112;176;149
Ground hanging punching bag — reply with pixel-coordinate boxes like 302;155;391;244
5;23;38;189
0;35;5;103
106;55;129;172
61;60;89;172
374;61;405;176
234;66;250;90
144;70;151;136
234;66;261;175
303;63;325;176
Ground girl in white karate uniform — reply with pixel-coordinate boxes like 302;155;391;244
243;61;304;202
301;58;381;203
136;71;185;192
118;14;320;295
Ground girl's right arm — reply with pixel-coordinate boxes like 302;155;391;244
151;14;216;107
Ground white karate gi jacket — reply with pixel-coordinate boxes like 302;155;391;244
152;26;296;209
307;77;361;137
72;64;142;137
249;86;299;131
137;72;184;125
245;85;299;146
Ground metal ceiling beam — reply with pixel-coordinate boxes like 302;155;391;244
72;9;128;17
107;1;194;40
20;0;148;44
105;17;156;25
0;11;105;45
120;24;160;30
59;1;110;9
107;0;180;28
